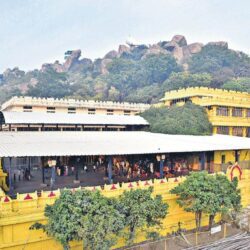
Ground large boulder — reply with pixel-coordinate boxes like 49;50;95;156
172;46;184;63
171;35;187;47
142;44;168;58
63;49;82;71
104;50;119;59
187;43;203;54
93;58;112;75
118;45;130;55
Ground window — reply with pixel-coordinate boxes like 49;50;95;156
246;109;250;118
68;107;76;114
217;126;229;135
232;127;243;137
88;108;96;115
232;108;243;117
124;110;131;116
47;107;55;113
44;127;60;131
247;128;250;138
23;105;32;112
216;106;229;116
107;109;114;115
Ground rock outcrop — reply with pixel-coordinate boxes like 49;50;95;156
118;45;130;55
104;50;119;59
63;49;82;71
171;35;187;47
207;41;228;49
13;35;234;78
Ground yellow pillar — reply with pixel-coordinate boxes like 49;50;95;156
212;126;217;135
229;107;233;117
243;127;247;137
0;157;9;191
229;127;233;136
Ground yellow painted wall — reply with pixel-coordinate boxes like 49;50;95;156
1;171;250;250
161;87;250;137
214;150;250;164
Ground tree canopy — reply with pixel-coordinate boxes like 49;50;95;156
31;187;168;249
30;189;125;250
140;103;212;135
171;172;241;230
162;72;212;91
115;187;168;244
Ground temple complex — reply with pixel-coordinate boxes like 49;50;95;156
160;87;250;137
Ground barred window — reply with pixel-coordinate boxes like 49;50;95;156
246;109;250;117
107;109;114;115
23;105;32;112
232;108;243;117
124;110;131;116
232;127;243;137
217;126;229;135
247;128;250;138
88;109;96;115
68;107;76;114
216;106;229;116
47;107;56;113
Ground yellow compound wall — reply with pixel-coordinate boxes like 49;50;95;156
1;168;250;250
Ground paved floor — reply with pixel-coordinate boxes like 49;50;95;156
10;165;150;195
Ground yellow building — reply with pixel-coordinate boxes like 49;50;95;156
160;87;250;137
1;96;150;116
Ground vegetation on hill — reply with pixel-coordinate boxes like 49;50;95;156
140;103;212;135
1;36;249;135
1;37;250;105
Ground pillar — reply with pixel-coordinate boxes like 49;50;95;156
8;157;14;196
229;107;233;117
212;126;217;135
243;127;247;137
74;157;80;184
229;127;233;136
108;156;113;184
41;157;46;186
200;152;206;171
160;159;164;179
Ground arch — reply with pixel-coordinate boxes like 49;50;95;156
230;164;242;181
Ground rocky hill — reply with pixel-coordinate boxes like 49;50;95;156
1;35;250;104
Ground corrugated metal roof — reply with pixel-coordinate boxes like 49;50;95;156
0;111;148;126
0;131;249;157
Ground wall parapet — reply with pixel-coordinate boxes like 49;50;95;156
1;96;150;112
161;87;250;102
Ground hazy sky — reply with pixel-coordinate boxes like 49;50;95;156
0;0;249;72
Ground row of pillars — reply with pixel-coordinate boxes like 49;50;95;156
5;151;240;196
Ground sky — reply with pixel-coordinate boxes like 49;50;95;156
0;0;249;72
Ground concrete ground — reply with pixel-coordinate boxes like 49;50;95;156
10;165;150;195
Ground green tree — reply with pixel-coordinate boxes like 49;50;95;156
204;175;241;229
162;72;212;91
30;190;125;250
140;103;212;135
189;45;250;83
170;172;214;231
27;68;72;98
115;187;168;245
171;172;241;231
222;77;250;93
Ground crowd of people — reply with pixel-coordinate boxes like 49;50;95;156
102;156;193;181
